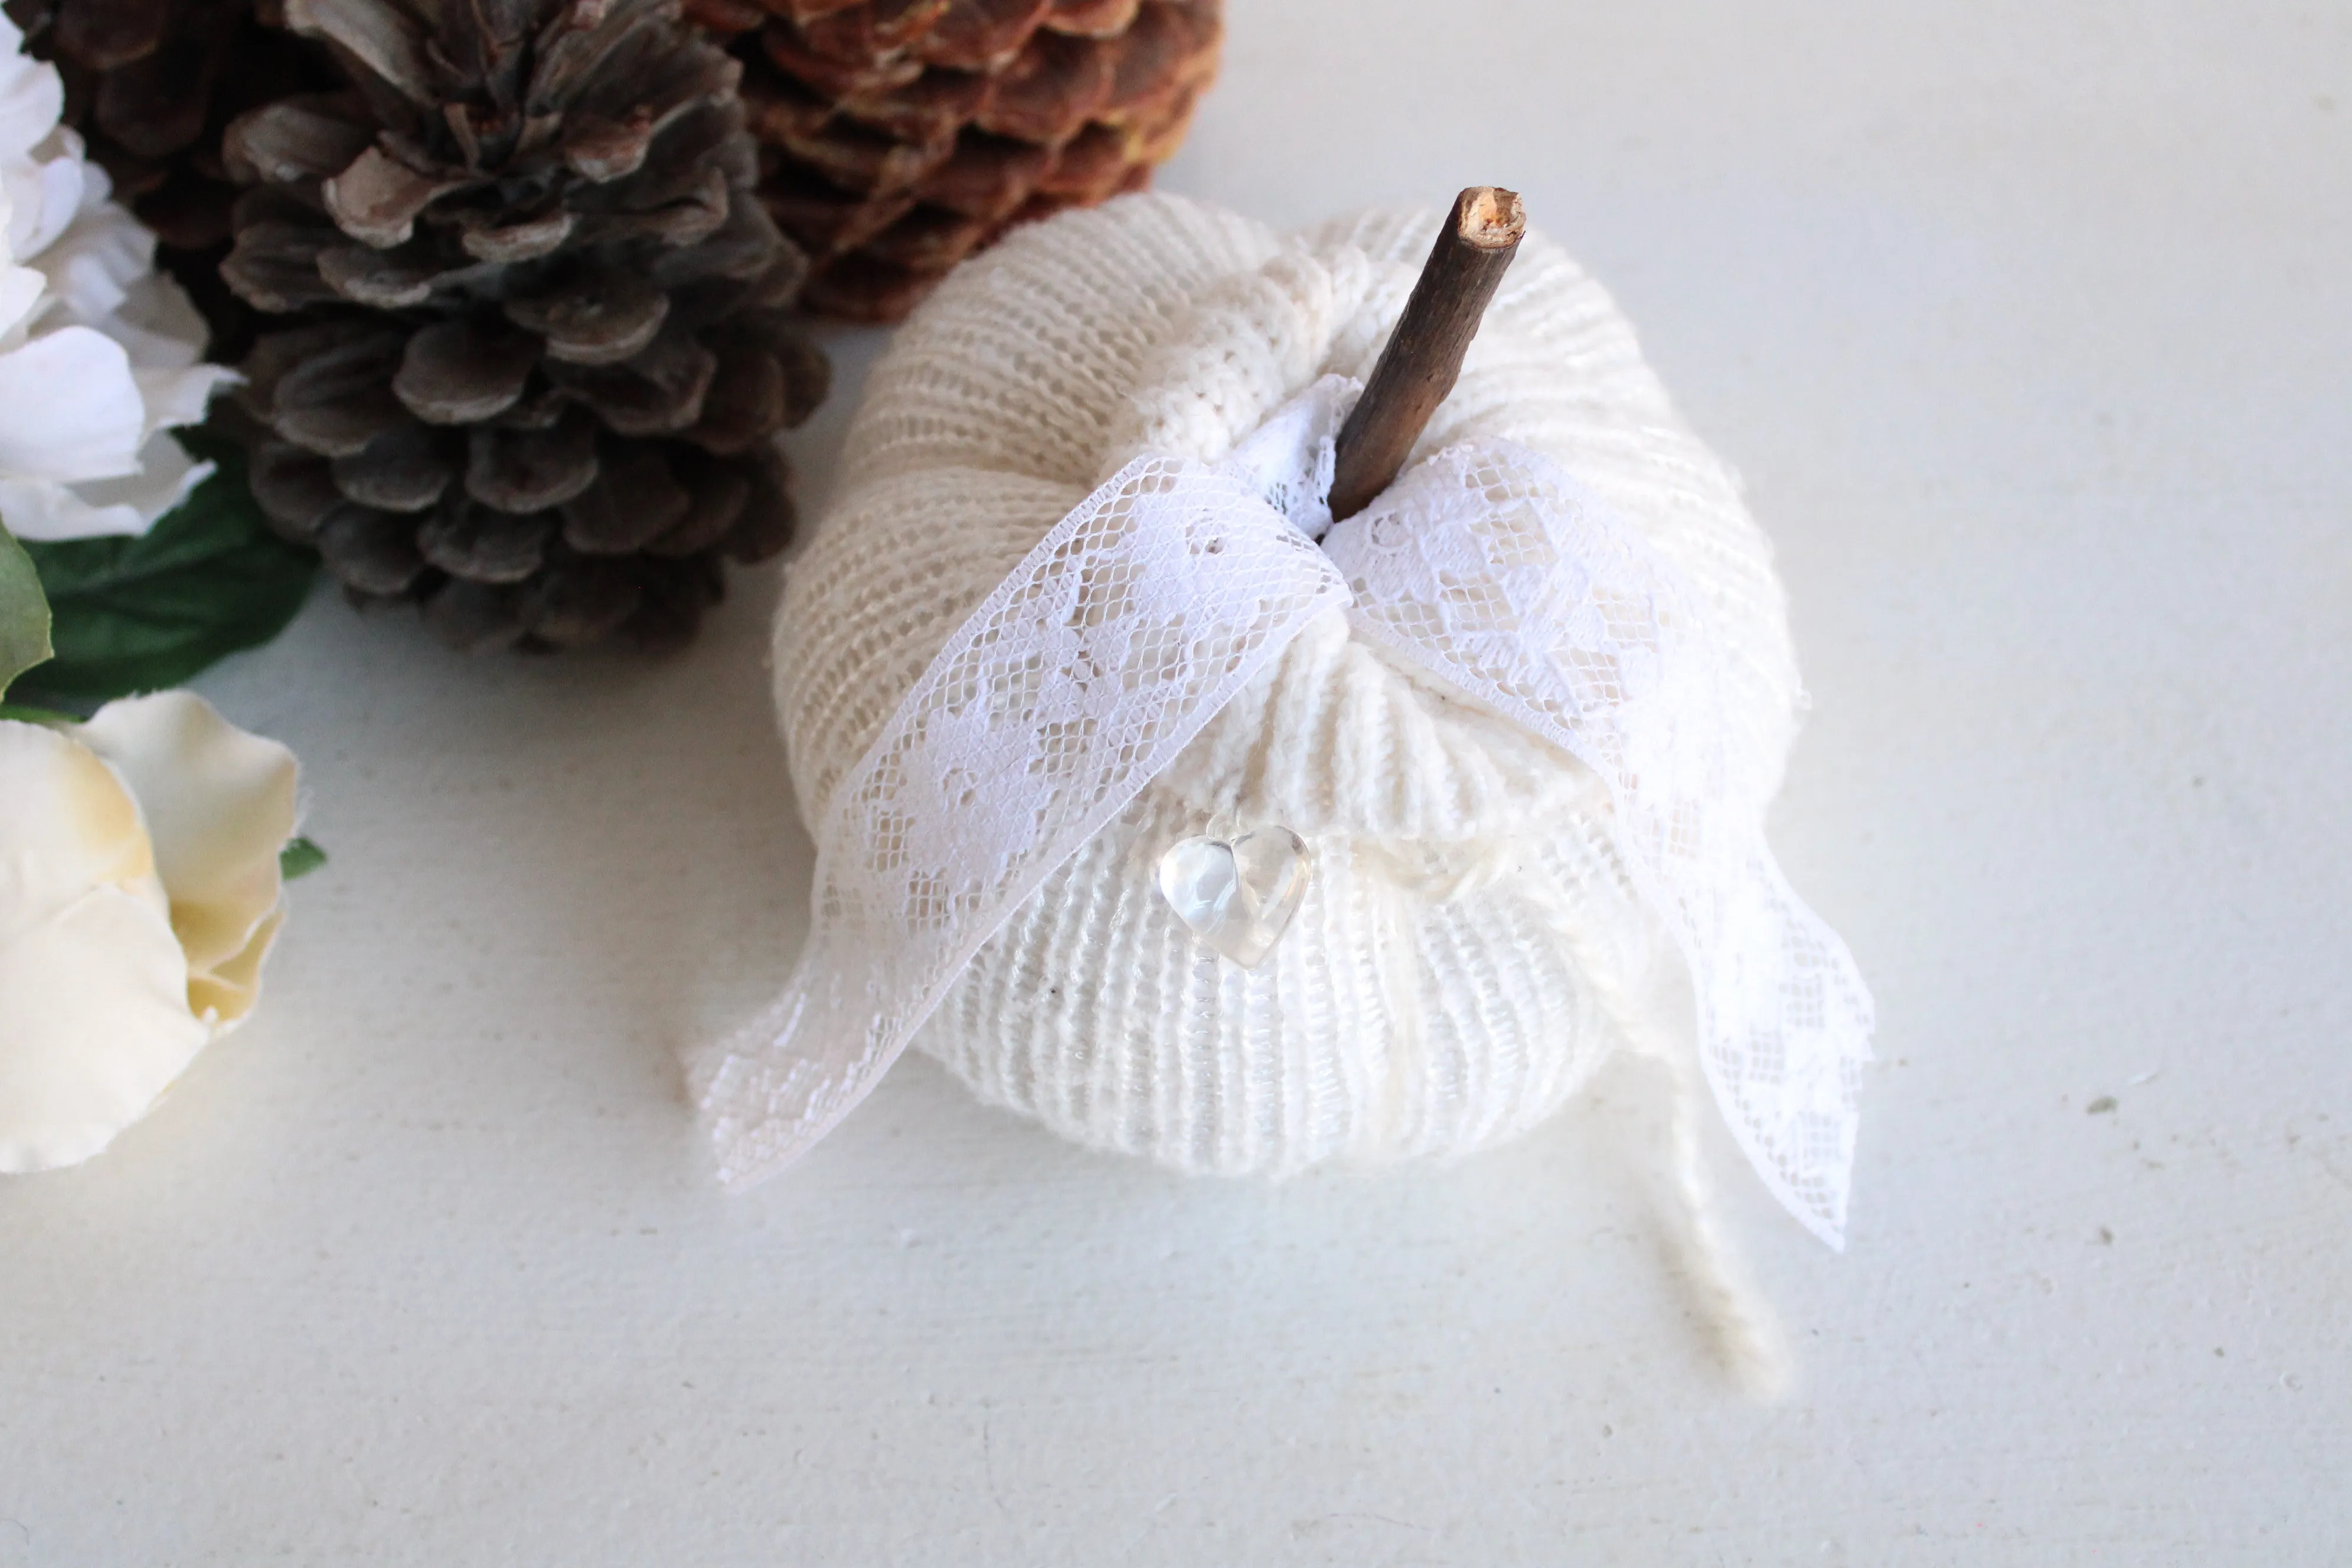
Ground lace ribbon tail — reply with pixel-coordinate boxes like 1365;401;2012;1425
1691;854;1876;1250
1323;439;1874;1246
690;442;1355;1190
684;945;868;1191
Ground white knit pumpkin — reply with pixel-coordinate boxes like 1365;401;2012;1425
773;194;1803;1179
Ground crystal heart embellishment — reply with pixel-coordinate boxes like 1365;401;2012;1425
1155;827;1311;969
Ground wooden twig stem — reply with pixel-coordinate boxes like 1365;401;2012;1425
1327;186;1525;522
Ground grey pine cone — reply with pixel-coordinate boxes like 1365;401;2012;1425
223;0;830;654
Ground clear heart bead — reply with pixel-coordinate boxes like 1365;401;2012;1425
1155;827;1311;969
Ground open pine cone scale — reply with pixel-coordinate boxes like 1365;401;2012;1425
222;0;828;654
694;0;1221;321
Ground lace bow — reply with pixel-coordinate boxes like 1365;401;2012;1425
691;379;1873;1246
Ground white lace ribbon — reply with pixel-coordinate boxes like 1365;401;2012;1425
687;432;1353;1191
1320;437;1873;1247
694;381;1871;1245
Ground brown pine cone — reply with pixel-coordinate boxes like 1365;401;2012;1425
689;0;1222;322
221;0;831;655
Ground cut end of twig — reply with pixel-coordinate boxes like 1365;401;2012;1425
1456;186;1525;250
1326;185;1528;522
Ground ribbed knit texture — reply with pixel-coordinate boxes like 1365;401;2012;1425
775;193;1801;1177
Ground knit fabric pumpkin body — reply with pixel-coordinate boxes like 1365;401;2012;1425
776;193;1802;1175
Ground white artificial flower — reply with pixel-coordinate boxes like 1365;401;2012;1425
0;14;236;543
0;692;300;1173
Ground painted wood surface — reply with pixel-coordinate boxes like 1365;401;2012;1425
3;1;2345;1560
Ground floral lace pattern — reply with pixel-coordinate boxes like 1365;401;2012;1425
695;380;1871;1244
688;447;1351;1189
1323;432;1873;1246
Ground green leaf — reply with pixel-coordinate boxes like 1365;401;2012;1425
0;701;76;726
279;836;328;881
0;522;52;697
11;432;318;707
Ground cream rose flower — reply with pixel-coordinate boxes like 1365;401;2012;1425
0;692;299;1173
0;14;237;542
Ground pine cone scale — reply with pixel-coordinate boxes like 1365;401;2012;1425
909;132;1045;218
423;580;525;652
468;413;601;510
419;508;555;583
315;505;426;593
458;206;579;261
796;0;950;67
646;459;748;554
1039;0;1135;38
690;342;788;453
718;0;1219;321
393;319;540;424
274;333;412;454
326;144;476;244
913;0;1053;73
223;97;374;186
504;267;671;364
315;240;456;307
250;442;347;535
93;37;218;155
332;424;458;511
563;446;688;553
221;221;345;311
830;70;986;145
970;27;1108;142
52;0;170;69
282;0;436;104
521;563;642;646
560;107;656;178
773;113;948;192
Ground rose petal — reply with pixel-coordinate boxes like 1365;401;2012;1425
133;364;240;439
0;143;80;265
33;430;214;538
30;196;149;323
0;326;146;483
0;718;164;948
19;132;87;257
76;693;299;982
0;258;43;337
0;472;143;540
0;881;209;1173
0;163;41;263
0;19;64;164
189;903;284;1028
110;270;216;372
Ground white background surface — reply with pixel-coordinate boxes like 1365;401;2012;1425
6;1;2348;1561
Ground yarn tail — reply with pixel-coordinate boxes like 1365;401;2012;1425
1662;1048;1792;1399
